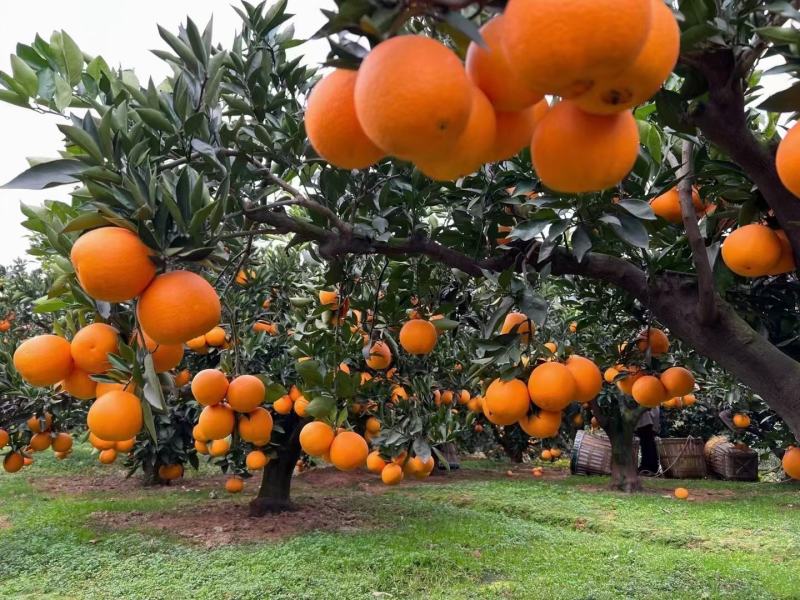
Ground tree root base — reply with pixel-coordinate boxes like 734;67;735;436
248;497;297;516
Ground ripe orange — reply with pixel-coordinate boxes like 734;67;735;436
135;331;184;373
158;464;184;480
195;440;208;454
272;395;293;415
246;450;269;470
518;410;562;438
391;385;408;402
574;0;679;115
365;417;381;435
732;413;751;429
137;270;221;344
531;101;639;193
289;385;303;401
88;432;115;450
305;68;384;169
329;431;369;471
13;335;73;386
766;230;796;275
238;407;273;445
416;86;496;181
98;448;117;464
96;380;136;396
186;336;207;351
466;15;543;111
174;369;191;387
87;390;143;441
782;446;800;479
487;100;549;163
776;121;800;198
398;319;438;355
294;397;309;417
483;378;531;425
459;390;471;405
209;438;231;457
367;450;387;474
544;342;557;354
299;421;335;457
0;428;8;448
500;312;532;343
198;403;235;440
541;449;553;461
682;393;697;407
674;487;689;500
204;326;226;347
564;355;602;403
226;375;265;413
115;438;135;452
631;375;668;408
318;290;339;308
636;328;670;356
649;187;705;224
528;362;577;411
225;477;244;493
3;452;24;473
354;35;472;160
70;323;119;373
381;463;404;485
70;227;156;302
27;412;53;433
30;432;51;451
412;456;435;479
721;224;783;277
61;367;97;400
502;0;652;98
604;367;620;384
660;367;695;397
365;341;392;370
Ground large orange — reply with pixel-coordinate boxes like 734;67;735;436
300;421;335;457
27;412;52;433
659;367;695;397
636;328;670;356
776;121;800;198
191;369;229;406
574;0;679;115
88;432;115;450
783;447;800;479
226;374;265;413
767;230;796;275
487;100;549;163
96;380;137;396
13;335;73;386
483;378;530;425
564;355;602;403
70;227;156;302
721;224;782;277
381;463;404;485
158;464;184;480
0;428;9;448
239;407;273;445
246;450;269;470
649;186;705;224
354;35;472;160
225;476;244;493
305;69;384;169
528;362;577;411
204;326;226;347
631;375;667;408
518;410;562;438
61;367;97;400
3;452;24;473
329;431;369;471
365;341;392;370
366;450;387;474
137;270;221;344
87;390;143;441
531;101;639;193
616;369;643;396
466;16;543;111
500;312;533;343
198;403;235;440
136;331;184;373
502;0;652;98
70;323;119;373
51;432;73;453
272;395;293;415
398;319;438;355
416;86;496;181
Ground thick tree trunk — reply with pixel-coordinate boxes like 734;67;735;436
249;414;304;516
605;418;642;493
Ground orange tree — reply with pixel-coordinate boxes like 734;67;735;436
2;0;800;495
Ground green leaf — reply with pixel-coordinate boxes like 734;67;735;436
610;213;650;249
571;225;592;262
654;90;694;134
432;318;458;331
53;74;72;111
296;359;323;388
265;382;287;403
306;395;336;419
61;212;109;233
136;107;175;132
33;296;69;313
1;159;83;189
57;124;104;163
758;82;800;113
441;11;486;49
617;198;656;220
520;290;548;326
142;354;167;411
141;400;158;444
52;30;83;86
754;26;800;45
0;89;29;107
10;55;38;97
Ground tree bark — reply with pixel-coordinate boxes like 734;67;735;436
249;413;304;516
591;399;645;492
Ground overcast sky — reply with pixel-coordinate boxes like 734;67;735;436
0;0;333;263
0;3;792;264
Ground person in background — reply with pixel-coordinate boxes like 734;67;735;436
636;407;660;474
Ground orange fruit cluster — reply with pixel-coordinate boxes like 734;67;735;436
299;422;369;472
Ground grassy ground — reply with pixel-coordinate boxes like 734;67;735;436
1;447;799;600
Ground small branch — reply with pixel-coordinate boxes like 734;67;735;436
677;140;717;324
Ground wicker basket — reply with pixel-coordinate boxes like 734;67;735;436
656;437;707;479
704;436;758;481
571;430;640;476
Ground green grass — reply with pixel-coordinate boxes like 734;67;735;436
1;449;799;600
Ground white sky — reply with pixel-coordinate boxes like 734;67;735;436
0;3;792;264
0;0;333;264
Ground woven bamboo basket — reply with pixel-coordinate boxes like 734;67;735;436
656;437;707;479
704;436;758;481
570;430;640;476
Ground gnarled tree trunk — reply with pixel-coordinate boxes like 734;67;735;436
592;397;646;492
249;413;304;516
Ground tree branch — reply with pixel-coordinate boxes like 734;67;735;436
678;139;717;324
